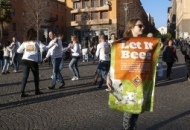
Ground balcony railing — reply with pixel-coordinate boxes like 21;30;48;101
71;19;110;26
71;5;110;14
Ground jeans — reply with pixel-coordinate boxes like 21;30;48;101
98;61;110;87
82;48;88;61
69;57;80;78
2;57;10;72
123;113;139;130
12;52;20;71
0;57;3;69
51;57;64;87
21;62;39;93
59;57;64;71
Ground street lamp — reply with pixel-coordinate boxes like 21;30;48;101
123;2;132;28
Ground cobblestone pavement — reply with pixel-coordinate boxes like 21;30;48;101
0;49;190;130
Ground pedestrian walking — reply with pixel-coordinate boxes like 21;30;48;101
180;37;190;81
81;37;89;62
17;28;43;97
0;42;4;70
44;31;65;89
9;36;21;73
2;41;11;74
162;38;178;80
94;34;110;89
106;18;145;130
67;34;81;81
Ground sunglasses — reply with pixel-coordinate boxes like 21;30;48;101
135;24;145;29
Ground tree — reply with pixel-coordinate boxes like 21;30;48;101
23;0;50;40
0;0;12;42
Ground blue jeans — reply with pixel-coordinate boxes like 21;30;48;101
97;61;110;87
59;57;64;71
2;57;10;72
51;57;64;87
0;57;3;69
69;57;80;78
12;52;20;71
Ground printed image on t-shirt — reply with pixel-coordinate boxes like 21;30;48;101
26;45;35;52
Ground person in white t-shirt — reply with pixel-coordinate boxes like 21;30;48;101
9;36;21;72
17;28;43;97
94;34;110;89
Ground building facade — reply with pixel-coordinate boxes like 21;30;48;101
66;0;157;42
169;0;190;38
8;0;66;42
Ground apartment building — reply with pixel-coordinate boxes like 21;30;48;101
66;0;156;42
169;0;190;38
9;0;66;42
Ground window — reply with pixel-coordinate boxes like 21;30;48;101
57;4;59;9
100;0;107;6
91;0;98;7
74;14;81;21
13;23;16;31
101;11;108;19
82;0;89;8
73;2;81;9
91;12;98;20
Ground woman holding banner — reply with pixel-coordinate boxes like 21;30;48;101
107;18;145;130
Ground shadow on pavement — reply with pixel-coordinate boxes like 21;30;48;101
146;110;190;130
0;82;104;110
156;77;187;87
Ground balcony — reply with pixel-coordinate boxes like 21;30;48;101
71;19;110;26
71;5;110;14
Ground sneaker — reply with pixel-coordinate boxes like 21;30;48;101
82;60;85;62
105;87;112;92
21;93;28;98
59;83;65;89
47;86;55;90
188;78;190;82
6;71;10;74
71;76;78;81
2;72;5;74
13;70;18;73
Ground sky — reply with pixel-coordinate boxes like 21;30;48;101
140;0;171;28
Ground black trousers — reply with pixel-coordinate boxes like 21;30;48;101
21;60;39;93
123;112;139;130
166;62;173;78
185;58;190;78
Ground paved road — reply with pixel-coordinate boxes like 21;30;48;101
0;49;190;130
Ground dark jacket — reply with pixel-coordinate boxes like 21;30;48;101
81;40;89;49
180;42;190;59
162;46;178;63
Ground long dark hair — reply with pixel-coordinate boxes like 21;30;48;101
123;18;142;38
24;28;37;41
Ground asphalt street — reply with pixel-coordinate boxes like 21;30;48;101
0;49;190;130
